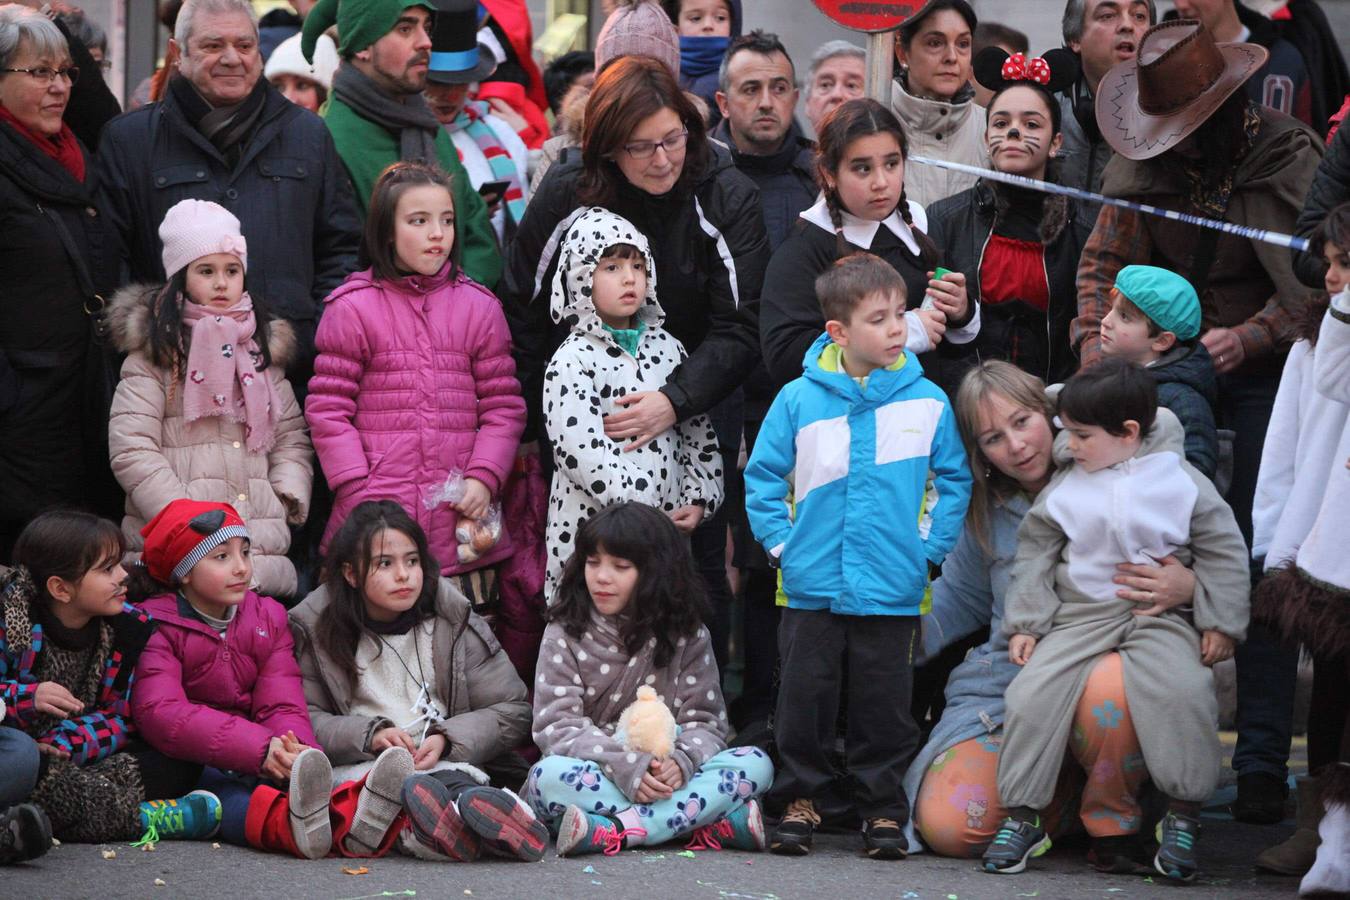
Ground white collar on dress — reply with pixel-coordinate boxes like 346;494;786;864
799;194;929;256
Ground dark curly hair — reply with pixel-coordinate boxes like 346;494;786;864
315;500;442;693
547;501;708;668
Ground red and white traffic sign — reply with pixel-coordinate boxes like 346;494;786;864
810;0;923;33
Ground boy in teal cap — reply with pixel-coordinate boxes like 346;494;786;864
1099;265;1218;479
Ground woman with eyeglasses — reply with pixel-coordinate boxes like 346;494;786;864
0;4;122;560
503;53;769;664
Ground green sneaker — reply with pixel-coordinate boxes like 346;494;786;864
1154;811;1201;882
982;816;1051;874
134;790;221;846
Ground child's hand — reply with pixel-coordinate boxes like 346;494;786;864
650;757;685;792
1009;634;1037;666
413;733;448;769
1200;630;1235;667
34;681;84;718
36;742;71;761
634;770;674;803
262;736;300;781
455;477;491;520
915;308;947;347
371;726;416;755
926;270;969;322
669;504;705;534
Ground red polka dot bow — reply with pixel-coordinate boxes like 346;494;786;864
1001;53;1052;85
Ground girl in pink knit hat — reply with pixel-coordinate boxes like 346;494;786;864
106;199;314;600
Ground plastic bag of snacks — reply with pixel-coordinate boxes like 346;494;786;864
424;469;504;564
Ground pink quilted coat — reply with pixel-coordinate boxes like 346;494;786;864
306;265;525;574
131;590;319;775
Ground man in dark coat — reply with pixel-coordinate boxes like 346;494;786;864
710;30;815;737
95;0;360;379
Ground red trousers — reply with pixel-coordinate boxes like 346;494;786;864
244;775;406;859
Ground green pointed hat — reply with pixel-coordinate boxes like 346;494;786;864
302;0;431;62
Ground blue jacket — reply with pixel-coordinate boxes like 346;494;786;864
744;334;971;616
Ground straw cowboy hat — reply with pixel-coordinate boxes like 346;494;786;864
1096;19;1268;161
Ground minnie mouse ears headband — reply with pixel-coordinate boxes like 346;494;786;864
973;47;1078;95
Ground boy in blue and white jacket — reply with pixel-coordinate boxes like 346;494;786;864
744;253;971;860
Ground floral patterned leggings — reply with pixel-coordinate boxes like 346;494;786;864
526;747;774;845
914;652;1149;858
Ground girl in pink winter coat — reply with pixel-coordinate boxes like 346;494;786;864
307;162;526;593
131;500;413;861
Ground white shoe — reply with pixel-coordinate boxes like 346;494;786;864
288;748;333;859
343;747;414;856
1301;802;1350;897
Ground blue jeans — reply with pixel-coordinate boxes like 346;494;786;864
0;727;39;806
526;748;773;845
1219;373;1298;780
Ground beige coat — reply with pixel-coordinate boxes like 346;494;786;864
107;286;313;597
288;578;531;767
889;76;988;209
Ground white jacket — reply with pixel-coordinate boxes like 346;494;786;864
542;209;723;600
889;77;988;209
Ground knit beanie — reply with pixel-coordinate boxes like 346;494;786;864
302;0;428;62
159;199;248;278
140;500;250;584
1114;264;1202;341
265;32;339;92
595;0;680;77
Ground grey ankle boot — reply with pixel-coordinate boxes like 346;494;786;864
1256;776;1322;876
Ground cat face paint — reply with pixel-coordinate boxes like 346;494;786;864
985;84;1062;180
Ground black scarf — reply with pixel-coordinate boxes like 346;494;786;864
332;64;441;165
169;73;268;167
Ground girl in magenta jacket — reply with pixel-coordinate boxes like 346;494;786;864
306;162;526;582
131;500;413;860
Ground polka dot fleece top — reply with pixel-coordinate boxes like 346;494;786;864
531;610;729;799
541;208;723;602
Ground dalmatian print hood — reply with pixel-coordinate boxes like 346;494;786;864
549;207;666;337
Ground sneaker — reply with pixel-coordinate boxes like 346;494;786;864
1232;773;1288;825
401;775;480;863
770;798;820;856
982;816;1051;874
288;748;333;860
684;800;766;852
456;786;549;862
0;804;52;864
343;746;414;856
556;805;646;857
133;791;222;846
862;817;906;860
1154;811;1201;882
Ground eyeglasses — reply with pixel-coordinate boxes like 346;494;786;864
620;130;688;160
1;65;80;85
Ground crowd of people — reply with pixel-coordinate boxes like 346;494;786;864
0;0;1348;892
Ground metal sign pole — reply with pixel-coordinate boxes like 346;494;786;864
865;30;895;107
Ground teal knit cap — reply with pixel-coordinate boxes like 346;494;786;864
1114;265;1202;341
302;0;431;61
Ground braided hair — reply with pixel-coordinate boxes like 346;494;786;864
813;98;940;269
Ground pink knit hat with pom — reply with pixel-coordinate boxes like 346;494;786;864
595;0;680;77
159;199;248;277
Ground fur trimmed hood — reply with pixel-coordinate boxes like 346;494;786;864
106;283;297;368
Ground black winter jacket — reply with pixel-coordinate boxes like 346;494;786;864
1294;121;1348;288
926;181;1092;386
94;82;361;345
503;143;769;440
0;122;122;551
1149;342;1219;480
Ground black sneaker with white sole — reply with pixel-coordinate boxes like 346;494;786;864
1154;811;1201;883
982;816;1051;874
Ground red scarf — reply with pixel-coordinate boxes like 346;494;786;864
0;106;84;182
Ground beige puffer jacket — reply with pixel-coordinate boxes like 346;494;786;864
107;285;313;598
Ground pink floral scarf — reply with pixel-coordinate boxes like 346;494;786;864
180;293;278;452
